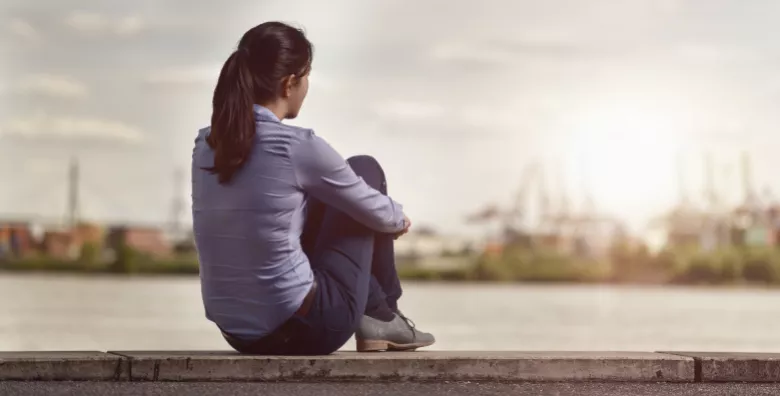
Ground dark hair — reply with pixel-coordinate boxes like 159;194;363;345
204;21;313;184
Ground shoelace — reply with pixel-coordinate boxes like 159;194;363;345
396;310;417;335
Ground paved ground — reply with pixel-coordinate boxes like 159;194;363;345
3;382;780;396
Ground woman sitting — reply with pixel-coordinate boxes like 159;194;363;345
191;21;435;355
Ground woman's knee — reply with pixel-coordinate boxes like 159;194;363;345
346;155;386;192
346;155;383;175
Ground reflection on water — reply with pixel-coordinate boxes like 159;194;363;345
1;273;780;352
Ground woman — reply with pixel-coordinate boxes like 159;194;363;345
191;21;435;355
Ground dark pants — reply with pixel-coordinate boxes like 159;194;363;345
225;155;403;355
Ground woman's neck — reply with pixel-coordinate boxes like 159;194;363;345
259;101;287;121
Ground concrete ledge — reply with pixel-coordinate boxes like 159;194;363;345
7;351;780;383
665;352;780;382
108;351;692;382
0;352;124;381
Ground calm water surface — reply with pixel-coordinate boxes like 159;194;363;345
1;274;779;352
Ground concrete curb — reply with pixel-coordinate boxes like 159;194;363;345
2;351;693;382
111;351;694;382
5;351;780;383
0;352;124;381
664;352;780;382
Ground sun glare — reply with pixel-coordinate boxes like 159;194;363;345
562;101;689;229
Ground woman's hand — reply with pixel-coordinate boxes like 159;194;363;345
394;215;411;240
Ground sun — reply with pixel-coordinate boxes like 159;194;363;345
561;100;690;230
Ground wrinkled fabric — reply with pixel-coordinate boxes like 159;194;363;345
191;105;406;340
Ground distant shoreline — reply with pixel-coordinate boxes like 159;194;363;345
2;266;779;291
5;243;780;289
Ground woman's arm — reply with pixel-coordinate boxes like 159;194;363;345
290;134;406;233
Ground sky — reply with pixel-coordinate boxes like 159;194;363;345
3;0;780;235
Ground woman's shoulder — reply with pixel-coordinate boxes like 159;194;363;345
194;126;211;142
285;123;316;140
192;127;211;156
257;121;318;143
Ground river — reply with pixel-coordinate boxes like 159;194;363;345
1;274;779;352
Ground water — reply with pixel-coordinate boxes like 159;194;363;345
2;273;780;352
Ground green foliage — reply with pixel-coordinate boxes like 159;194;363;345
398;244;780;286
109;242;140;274
8;240;780;287
741;248;780;284
79;242;101;269
137;256;199;275
1;256;88;272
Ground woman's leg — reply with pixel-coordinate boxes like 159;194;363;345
348;155;403;315
294;155;395;354
372;238;402;311
347;157;434;351
297;155;433;354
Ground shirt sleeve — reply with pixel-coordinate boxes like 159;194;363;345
290;134;406;233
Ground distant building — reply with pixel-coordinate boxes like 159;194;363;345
36;223;106;260
71;223;104;247
394;231;478;269
482;241;504;258
106;226;172;258
41;230;80;260
394;231;475;259
0;221;35;258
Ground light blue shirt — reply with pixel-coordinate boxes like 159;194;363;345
191;105;406;340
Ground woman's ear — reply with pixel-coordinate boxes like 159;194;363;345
281;74;296;98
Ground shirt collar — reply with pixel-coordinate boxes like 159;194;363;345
253;104;281;123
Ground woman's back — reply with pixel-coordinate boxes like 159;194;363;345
192;21;433;354
192;105;315;340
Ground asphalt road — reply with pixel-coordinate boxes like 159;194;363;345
2;382;780;396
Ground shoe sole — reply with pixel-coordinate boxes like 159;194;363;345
356;338;435;352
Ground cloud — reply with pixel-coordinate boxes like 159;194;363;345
371;99;539;131
308;72;339;92
64;11;109;32
1;113;145;144
670;42;764;65
17;74;88;98
430;34;619;71
459;105;535;130
6;18;40;41
429;34;767;75
145;65;221;85
366;100;523;141
64;11;146;36
115;16;145;36
21;158;61;175
373;100;447;120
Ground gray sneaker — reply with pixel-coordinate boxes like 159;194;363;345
355;311;435;352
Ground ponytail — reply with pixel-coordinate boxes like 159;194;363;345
203;22;313;184
203;50;256;184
